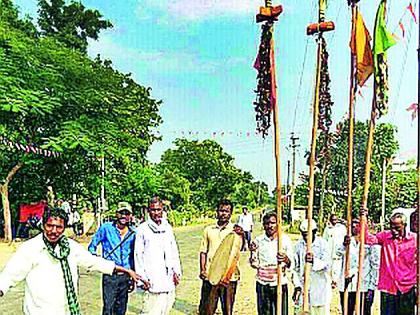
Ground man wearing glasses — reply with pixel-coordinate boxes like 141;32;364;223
89;202;136;315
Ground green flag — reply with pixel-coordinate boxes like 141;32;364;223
373;0;396;117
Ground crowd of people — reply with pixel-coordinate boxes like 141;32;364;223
0;198;418;315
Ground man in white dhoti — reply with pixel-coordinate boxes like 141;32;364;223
134;197;182;315
293;219;331;315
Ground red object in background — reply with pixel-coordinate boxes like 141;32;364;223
19;202;46;223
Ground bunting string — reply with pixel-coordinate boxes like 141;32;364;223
0;136;61;157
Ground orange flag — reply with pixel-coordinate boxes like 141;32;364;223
350;10;373;87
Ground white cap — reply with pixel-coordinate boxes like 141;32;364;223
299;219;317;232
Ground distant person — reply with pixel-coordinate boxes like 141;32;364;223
89;202;136;315
134;197;182;315
362;209;417;315
323;213;347;287
249;212;293;315
198;199;242;315
337;218;380;315
293;219;331;315
238;206;254;251
0;206;140;315
409;210;418;233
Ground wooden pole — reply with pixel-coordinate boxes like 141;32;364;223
416;0;420;312
273;53;284;315
343;5;357;315
380;158;387;231
260;1;283;313
354;98;377;315
302;34;323;315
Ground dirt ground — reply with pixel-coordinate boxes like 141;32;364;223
0;223;380;314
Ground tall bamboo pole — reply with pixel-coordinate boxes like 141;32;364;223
343;5;357;315
302;34;323;315
354;97;377;315
260;1;284;313
416;0;420;311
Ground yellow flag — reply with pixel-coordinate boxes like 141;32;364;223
350;10;373;87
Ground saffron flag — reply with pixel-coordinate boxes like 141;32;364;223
350;10;373;87
373;0;396;117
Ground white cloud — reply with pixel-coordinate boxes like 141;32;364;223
137;0;262;21
88;35;244;76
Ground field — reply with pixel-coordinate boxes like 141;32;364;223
0;223;379;314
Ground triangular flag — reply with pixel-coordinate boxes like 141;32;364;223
406;103;418;120
398;21;405;38
407;3;417;24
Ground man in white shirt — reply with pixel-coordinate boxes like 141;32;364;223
238;206;253;251
293;219;331;315
134;197;182;315
323;213;347;286
249;211;293;315
337;218;380;315
0;206;140;315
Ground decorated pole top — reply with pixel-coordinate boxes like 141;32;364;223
307;0;335;36
256;1;283;24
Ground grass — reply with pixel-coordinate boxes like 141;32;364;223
0;221;380;314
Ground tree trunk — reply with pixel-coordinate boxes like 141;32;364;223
1;162;23;241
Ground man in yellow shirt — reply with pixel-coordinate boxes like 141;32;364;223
198;199;241;315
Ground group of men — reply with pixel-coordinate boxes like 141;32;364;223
198;204;418;315
0;197;418;315
0;197;182;315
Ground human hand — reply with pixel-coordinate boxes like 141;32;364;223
249;241;258;252
199;270;208;281
366;289;374;303
233;225;244;236
292;287;302;303
331;281;337;289
360;207;369;217
127;278;135;293
343;235;351;246
344;275;355;290
173;273;180;286
305;252;314;264
0;290;3;297
127;269;141;283
277;252;290;266
140;280;151;291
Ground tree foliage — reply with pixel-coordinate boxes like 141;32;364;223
37;0;112;52
295;119;410;223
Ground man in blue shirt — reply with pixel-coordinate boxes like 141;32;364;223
89;202;136;315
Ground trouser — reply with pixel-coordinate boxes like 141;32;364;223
139;291;175;315
102;273;130;315
256;282;288;315
381;287;416;315
198;280;237;315
339;291;375;315
241;231;252;251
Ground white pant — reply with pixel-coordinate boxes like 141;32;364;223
139;291;176;315
295;305;330;315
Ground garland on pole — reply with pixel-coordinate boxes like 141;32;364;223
254;22;275;138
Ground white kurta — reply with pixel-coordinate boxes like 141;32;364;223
323;223;347;282
0;234;115;315
134;220;182;294
293;236;332;307
336;238;380;292
250;233;294;286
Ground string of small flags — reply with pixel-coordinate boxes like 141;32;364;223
395;2;417;39
0;136;61;157
155;130;274;138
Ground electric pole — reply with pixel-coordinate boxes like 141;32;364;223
290;133;300;216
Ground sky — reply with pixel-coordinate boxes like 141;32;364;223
14;0;419;190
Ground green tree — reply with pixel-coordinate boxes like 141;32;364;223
0;3;161;240
37;0;112;52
